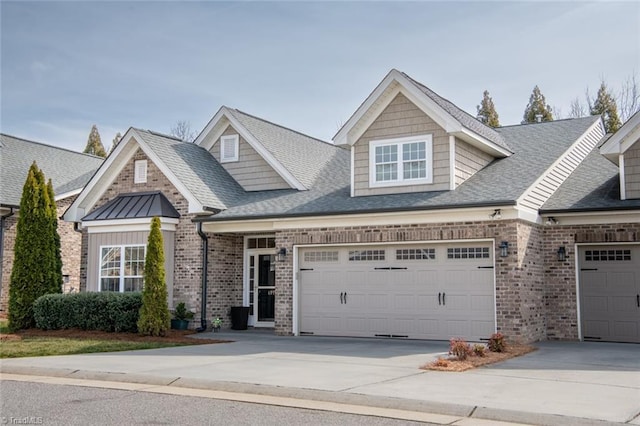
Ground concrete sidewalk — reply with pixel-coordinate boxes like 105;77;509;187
1;330;639;426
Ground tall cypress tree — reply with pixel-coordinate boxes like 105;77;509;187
137;217;170;336
523;86;553;123
476;90;500;128
83;125;107;157
47;179;63;294
8;162;61;330
591;82;622;133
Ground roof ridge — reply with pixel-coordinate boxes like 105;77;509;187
231;108;335;147
0;133;104;159
497;115;599;129
141;129;186;142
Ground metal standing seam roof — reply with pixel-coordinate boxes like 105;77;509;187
82;191;180;221
197;116;603;221
0;134;104;208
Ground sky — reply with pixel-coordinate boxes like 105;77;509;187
1;1;639;152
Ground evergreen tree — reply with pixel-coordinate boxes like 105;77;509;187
108;132;122;155
523;86;553;123
137;217;170;336
83;125;107;157
47;179;63;293
591;81;622;133
8;162;61;330
476;90;500;128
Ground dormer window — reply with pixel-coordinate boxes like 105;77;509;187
220;134;239;163
134;160;147;184
369;135;432;187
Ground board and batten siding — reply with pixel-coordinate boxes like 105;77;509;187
624;139;640;199
519;121;605;211
86;230;175;306
454;138;494;187
353;93;450;196
211;125;290;191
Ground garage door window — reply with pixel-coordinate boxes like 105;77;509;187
396;248;435;260
447;247;490;259
585;249;631;261
304;251;339;262
349;250;385;261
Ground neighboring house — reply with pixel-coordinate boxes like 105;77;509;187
0;134;104;311
64;70;640;343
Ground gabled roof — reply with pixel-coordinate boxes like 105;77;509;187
82;191;180;221
599;109;640;164
541;147;640;213
197;116;600;222
332;69;511;157
65;128;244;220
0;133;103;208
195;106;340;190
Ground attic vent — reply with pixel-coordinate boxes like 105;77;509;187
134;160;147;184
220;135;239;163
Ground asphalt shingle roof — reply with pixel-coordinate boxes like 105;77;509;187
133;129;245;211
199;116;602;221
0;134;103;208
402;72;510;152
541;148;640;212
226;109;341;189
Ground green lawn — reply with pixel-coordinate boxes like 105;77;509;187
0;319;195;358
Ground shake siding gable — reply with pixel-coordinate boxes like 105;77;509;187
519;121;605;211
353;93;450;196
454;137;494;187
625;140;640;199
211;125;290;191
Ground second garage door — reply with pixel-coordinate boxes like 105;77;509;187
298;243;496;341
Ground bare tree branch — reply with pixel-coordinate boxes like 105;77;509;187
170;120;197;142
618;73;640;122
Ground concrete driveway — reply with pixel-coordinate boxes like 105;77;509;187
1;330;639;425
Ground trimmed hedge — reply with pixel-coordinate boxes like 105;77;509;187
33;292;142;332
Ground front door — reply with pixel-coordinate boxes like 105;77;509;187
247;252;275;327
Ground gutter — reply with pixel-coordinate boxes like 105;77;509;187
540;205;640;215
0;208;16;303
195;222;209;332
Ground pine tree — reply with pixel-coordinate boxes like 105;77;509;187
137;217;170;336
591;81;622;133
476;90;500;128
8;162;62;330
47;179;63;294
523;86;553;123
83;125;107;157
109;132;122;155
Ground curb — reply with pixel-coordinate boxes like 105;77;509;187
0;366;626;426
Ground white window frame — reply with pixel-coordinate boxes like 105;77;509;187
134;160;147;184
98;244;146;293
369;135;433;187
220;134;240;163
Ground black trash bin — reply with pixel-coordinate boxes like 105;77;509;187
230;306;250;330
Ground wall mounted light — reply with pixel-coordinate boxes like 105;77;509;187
545;217;558;225
276;247;287;262
557;246;567;262
490;209;502;220
499;241;509;257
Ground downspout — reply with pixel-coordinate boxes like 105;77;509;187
0;208;16;303
196;222;209;332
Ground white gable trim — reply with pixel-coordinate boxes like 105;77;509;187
517;118;605;211
64;129;205;222
332;69;511;158
195;107;306;190
619;154;626;201
600;110;640;163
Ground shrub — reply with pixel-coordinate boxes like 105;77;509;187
473;344;487;357
449;338;472;360
33;292;142;332
173;302;194;321
488;332;506;352
137;217;171;336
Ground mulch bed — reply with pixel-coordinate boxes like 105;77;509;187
0;327;229;345
421;344;536;372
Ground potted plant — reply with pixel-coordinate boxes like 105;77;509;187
171;302;194;330
212;317;223;332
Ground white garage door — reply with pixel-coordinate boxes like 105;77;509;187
298;243;495;341
579;245;640;343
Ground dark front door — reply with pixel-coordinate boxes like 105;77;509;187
257;254;275;323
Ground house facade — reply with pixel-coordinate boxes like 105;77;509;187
64;70;640;343
0;134;103;312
